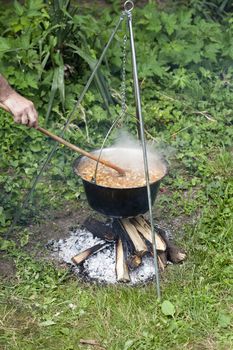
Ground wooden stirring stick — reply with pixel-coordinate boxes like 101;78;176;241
0;102;126;176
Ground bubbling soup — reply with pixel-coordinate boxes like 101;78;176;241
75;148;167;189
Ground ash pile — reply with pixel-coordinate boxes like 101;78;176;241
47;216;186;285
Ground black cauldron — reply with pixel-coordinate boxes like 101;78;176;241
73;147;167;218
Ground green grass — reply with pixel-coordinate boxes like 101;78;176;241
0;263;232;349
0;1;233;349
1;151;232;350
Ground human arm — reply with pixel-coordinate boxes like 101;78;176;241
0;74;38;128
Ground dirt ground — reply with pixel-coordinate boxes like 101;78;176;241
0;202;91;281
0;189;192;283
0;252;16;280
28;206;90;247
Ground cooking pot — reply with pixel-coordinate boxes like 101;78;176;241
73;147;167;218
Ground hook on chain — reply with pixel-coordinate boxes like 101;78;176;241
124;0;134;13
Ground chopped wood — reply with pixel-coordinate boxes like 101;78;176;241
167;245;187;263
127;255;142;270
153;225;187;263
157;255;166;271
112;219;135;254
72;242;109;265
120;218;148;256
83;217;115;241
115;238;130;282
132;216;166;251
158;251;168;267
71;215;186;283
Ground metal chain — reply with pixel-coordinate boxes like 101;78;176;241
121;34;128;118
92;32;129;183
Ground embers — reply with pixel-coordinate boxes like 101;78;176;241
71;216;186;283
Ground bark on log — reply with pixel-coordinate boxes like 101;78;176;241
132;216;166;251
154;225;187;263
158;251;168;268
120;218;148;256
112;219;135;254
158;255;166;271
167;245;187;263
72;242;109;265
115;238;130;282
127;255;142;270
83;217;115;241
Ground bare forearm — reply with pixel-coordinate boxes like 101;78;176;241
0;74;15;102
0;74;38;127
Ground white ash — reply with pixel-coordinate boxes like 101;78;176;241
83;245;116;284
48;228;159;285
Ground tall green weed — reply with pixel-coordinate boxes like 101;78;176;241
0;0;233;232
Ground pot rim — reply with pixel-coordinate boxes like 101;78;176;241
73;147;168;190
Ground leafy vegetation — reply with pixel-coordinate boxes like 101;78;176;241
0;0;232;349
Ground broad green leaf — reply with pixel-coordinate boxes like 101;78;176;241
0;38;11;52
14;0;24;16
24;73;38;89
0;239;14;251
218;313;231;328
204;43;220;62
20;231;30;247
30;143;42;152
161;300;175;316
161;13;177;35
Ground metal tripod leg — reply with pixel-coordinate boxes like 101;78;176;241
125;2;161;299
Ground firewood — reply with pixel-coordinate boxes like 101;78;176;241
83;217;115;241
153;225;187;263
112;219;135;254
115;238;130;282
120;218;148;256
72;242;109;265
158;251;168;267
157;255;166;271
127;255;142;270
132;216;166;251
167;245;187;263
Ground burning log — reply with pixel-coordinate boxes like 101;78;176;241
127;255;142;270
112;219;135;254
157;255;166;271
69;215;186;283
157;251;168;271
154;224;187;263
132;216;166;251
167;245;186;263
120;218;148;256
158;251;167;266
72;242;109;265
115;238;130;282
83;217;115;241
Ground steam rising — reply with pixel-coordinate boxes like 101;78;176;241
104;129;167;175
76;129;168;188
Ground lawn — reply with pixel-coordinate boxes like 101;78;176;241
0;1;233;349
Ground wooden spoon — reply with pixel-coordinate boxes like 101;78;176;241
0;102;126;175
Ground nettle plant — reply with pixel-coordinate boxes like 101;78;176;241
0;0;115;230
0;0;233;232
